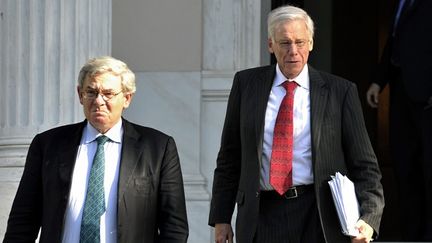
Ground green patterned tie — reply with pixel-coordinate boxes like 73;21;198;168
80;135;109;243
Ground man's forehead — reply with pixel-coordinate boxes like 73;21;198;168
84;72;121;86
275;20;309;34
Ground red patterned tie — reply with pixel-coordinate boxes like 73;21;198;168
270;81;298;195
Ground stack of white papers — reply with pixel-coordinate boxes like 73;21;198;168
328;172;360;237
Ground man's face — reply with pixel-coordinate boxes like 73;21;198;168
78;72;132;133
268;19;313;79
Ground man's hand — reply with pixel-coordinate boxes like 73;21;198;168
215;223;234;243
351;219;374;243
366;83;381;108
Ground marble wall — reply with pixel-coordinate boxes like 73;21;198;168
124;71;211;242
120;0;264;241
0;0;111;238
0;0;264;242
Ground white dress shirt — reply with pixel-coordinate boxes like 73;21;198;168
62;120;123;243
260;64;313;190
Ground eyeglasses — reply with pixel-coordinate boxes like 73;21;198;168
82;89;123;101
276;39;310;49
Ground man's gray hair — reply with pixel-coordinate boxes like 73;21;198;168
267;5;315;42
78;56;136;94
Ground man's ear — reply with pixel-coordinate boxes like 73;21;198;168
268;38;275;54
77;86;84;105
309;39;314;51
123;93;133;109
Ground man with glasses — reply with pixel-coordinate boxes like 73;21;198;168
3;56;189;243
209;5;384;243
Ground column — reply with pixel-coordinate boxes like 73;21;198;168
0;0;111;237
200;0;263;242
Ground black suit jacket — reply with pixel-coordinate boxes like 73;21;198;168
209;65;384;243
3;118;188;243
375;0;432;102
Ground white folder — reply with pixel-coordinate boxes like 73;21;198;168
328;172;360;237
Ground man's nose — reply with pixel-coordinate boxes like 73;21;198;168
94;93;106;104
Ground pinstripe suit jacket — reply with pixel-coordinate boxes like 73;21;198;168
209;65;384;243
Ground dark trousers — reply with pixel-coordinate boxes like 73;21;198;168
253;187;325;243
389;73;432;241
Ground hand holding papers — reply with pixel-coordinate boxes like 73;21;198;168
328;172;360;237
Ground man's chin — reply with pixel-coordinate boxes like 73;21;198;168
282;66;302;79
88;118;109;131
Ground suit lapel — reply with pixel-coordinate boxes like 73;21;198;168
58;122;86;194
118;119;143;202
255;65;276;166
309;67;328;158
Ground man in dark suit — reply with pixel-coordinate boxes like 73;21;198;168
366;0;432;241
3;56;189;243
209;5;384;243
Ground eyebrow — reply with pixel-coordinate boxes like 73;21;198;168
278;39;308;42
85;87;116;91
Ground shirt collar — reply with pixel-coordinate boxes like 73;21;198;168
274;63;310;90
82;120;123;144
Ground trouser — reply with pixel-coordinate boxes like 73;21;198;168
253;185;326;243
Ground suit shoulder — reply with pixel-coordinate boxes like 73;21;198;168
316;70;357;90
235;65;273;79
27;122;85;150
232;65;274;90
236;65;273;75
125;121;173;141
36;122;84;139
